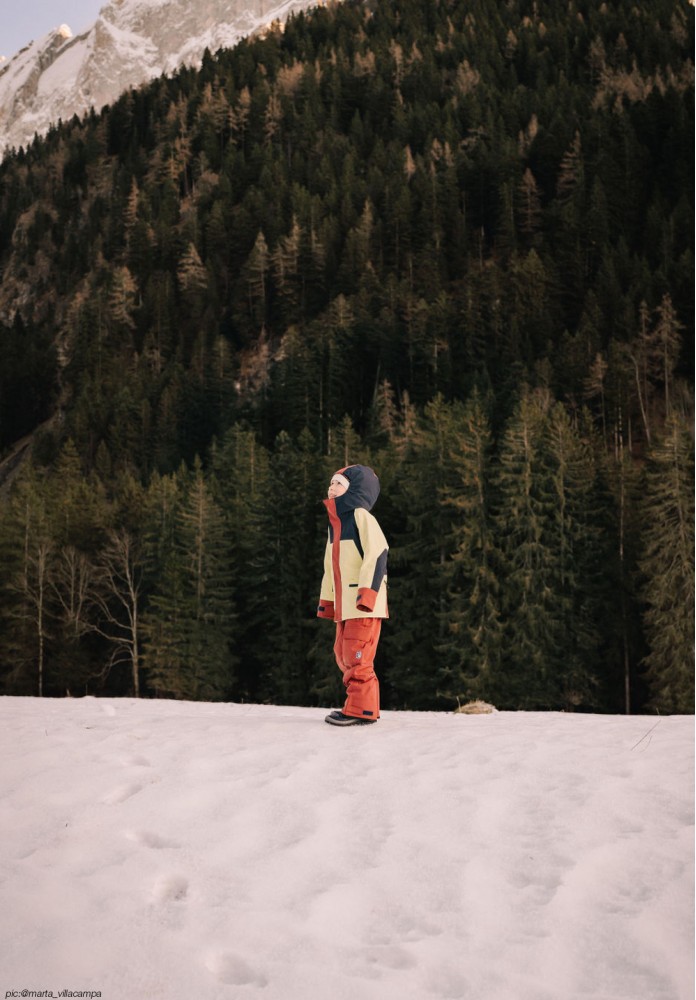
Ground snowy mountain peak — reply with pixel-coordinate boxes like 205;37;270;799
0;0;322;159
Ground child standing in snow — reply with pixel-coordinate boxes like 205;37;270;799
317;465;389;726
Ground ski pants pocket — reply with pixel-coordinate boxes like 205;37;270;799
333;618;382;719
334;618;381;677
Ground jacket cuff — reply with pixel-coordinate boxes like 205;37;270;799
317;600;335;620
356;588;378;612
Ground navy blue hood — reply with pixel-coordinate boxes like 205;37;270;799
333;464;380;514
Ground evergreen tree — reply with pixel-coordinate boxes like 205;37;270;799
240;230;270;335
541;403;605;708
493;390;603;710
436;390;502;706
0;467;55;695
143;462;236;700
601;411;643;713
252;430;325;705
381;395;463;709
638;417;695;713
211;423;272;702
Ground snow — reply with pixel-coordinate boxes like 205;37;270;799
37;41;91;100
0;0;324;158
0;36;50;101
0;697;692;1000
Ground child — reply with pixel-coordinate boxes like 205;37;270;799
317;464;389;726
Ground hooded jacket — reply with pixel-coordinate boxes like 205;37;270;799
317;465;389;621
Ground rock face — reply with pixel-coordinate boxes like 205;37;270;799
0;0;321;158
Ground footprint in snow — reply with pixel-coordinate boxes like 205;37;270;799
204;951;268;988
125;829;179;849
101;782;142;804
425;966;472;999
365;944;417;970
152;874;189;903
123;754;151;767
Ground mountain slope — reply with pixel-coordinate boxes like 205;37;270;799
0;0;323;158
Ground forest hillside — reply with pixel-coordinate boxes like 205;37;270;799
0;0;693;713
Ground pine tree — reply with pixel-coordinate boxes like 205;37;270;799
638;417;694;713
241;230;270;333
494;390;603;710
650;293;683;421
366;378;400;448
143;462;235;700
516;167;542;245
492;389;551;707
541;402;604;708
211;423;272;702
272;215;303;325
108;265;139;335
252;430;324;705
381;395;463;708
436;390;502;706
0;467;55;695
603;409;643;713
177;242;209;299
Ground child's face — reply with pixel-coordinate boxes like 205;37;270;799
328;476;348;499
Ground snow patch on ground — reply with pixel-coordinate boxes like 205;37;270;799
0;697;692;999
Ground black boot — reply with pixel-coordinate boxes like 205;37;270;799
324;710;377;726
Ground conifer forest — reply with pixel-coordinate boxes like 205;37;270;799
0;0;693;713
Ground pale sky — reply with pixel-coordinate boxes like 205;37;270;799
1;0;105;59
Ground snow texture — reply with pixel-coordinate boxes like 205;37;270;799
0;0;321;158
0;696;693;1000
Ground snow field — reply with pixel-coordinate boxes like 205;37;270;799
0;697;692;1000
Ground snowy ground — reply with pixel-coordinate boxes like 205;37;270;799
0;698;692;1000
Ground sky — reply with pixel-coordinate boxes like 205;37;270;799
1;0;104;59
0;695;693;1000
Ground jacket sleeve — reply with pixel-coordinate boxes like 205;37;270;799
354;508;388;613
316;533;335;619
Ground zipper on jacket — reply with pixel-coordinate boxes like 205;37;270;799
324;498;343;622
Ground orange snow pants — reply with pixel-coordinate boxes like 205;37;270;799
333;617;382;720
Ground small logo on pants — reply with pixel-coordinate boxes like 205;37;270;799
355;651;362;659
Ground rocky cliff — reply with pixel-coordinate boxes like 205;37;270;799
0;0;321;158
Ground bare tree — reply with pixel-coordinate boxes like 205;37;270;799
51;546;97;640
89;529;144;697
8;538;54;697
4;480;55;696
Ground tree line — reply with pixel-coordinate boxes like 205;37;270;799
1;385;692;713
